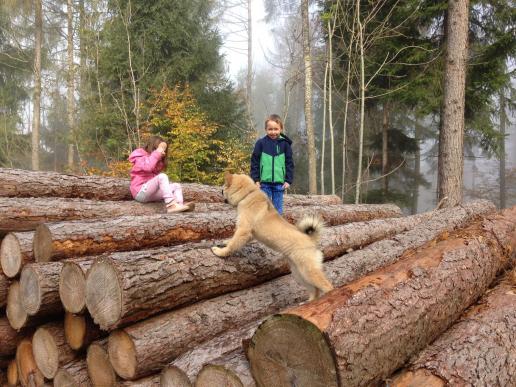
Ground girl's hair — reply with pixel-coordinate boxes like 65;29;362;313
264;114;283;130
143;135;168;168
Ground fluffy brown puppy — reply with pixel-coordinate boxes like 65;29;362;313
211;172;333;300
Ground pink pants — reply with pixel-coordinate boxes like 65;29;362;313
135;173;184;205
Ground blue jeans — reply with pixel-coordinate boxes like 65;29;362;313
261;183;284;214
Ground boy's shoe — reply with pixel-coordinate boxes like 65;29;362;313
166;201;190;213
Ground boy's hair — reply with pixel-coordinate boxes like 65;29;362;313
264;114;283;131
143;135;168;167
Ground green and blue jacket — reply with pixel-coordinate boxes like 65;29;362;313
250;134;294;184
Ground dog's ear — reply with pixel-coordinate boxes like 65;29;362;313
224;171;233;187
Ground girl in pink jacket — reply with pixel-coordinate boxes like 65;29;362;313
128;136;194;213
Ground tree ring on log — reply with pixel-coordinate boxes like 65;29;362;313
6;282;29;330
108;329;137;379
195;364;243;387
0;233;22;278
19;266;42;315
160;365;192;387
33;224;53;262
85;260;122;329
60;261;87;313
247;314;338;387
87;343;117;387
32;326;59;378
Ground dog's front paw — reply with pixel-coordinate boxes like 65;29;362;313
211;245;229;257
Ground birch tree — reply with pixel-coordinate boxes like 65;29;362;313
67;0;76;170
32;0;42;170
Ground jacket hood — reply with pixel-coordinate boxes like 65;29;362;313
280;133;293;145
128;148;149;163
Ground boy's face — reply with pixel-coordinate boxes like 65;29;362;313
265;120;282;140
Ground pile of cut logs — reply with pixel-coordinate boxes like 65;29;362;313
0;167;514;387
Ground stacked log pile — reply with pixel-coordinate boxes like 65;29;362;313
0;167;514;387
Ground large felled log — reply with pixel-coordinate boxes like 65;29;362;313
0;167;222;202
32;321;78;379
103;201;496;380
391;273;516;387
19;262;62;318
16;338;44;387
59;259;93;314
86;341;117;387
33;203;400;263
54;359;91;387
0;232;33;278
246;207;516;387
86;210;434;331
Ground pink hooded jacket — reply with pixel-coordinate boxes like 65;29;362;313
128;148;166;198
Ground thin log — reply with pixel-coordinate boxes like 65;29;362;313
7;359;18;386
32;203;399;263
88;200;493;331
159;366;192;387
118;375;161;387
20;262;62;317
0;316;24;357
54;359;90;387
64;312;103;351
0;232;33;278
104;201;497;379
201;350;255;387
246;207;516;387
32;321;77;379
86;341;117;387
6;282;41;330
16;338;44;387
59;259;93;314
390;273;516;387
195;365;244;387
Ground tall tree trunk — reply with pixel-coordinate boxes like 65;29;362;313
382;102;389;195
67;0;75;171
341;25;354;200
499;92;506;209
32;0;42;171
321;60;328;195
328;18;335;195
437;0;469;207
411;117;421;214
246;0;253;131
301;0;317;194
355;0;365;204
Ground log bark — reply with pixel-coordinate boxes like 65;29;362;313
16;338;44;387
33;204;400;263
246;208;516;387
0;316;24;357
0;232;33;278
86;210;432;331
391;273;516;387
59;259;93;314
64;312;103;351
86;341;117;387
32;321;78;379
0;271;11;309
19;262;62;317
54;359;91;387
105;201;495;380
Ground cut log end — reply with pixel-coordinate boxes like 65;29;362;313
85;260;122;329
53;369;76;387
64;312;87;350
390;369;446;387
247;314;338;387
7;282;28;330
32;326;59;379
160;366;192;387
195;365;243;387
7;359;18;387
33;224;52;262
108;330;137;380
0;233;22;278
60;262;87;314
16;338;44;387
87;343;117;387
19;266;41;315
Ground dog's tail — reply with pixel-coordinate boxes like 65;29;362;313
296;214;324;244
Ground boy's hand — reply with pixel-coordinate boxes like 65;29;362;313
282;182;290;190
